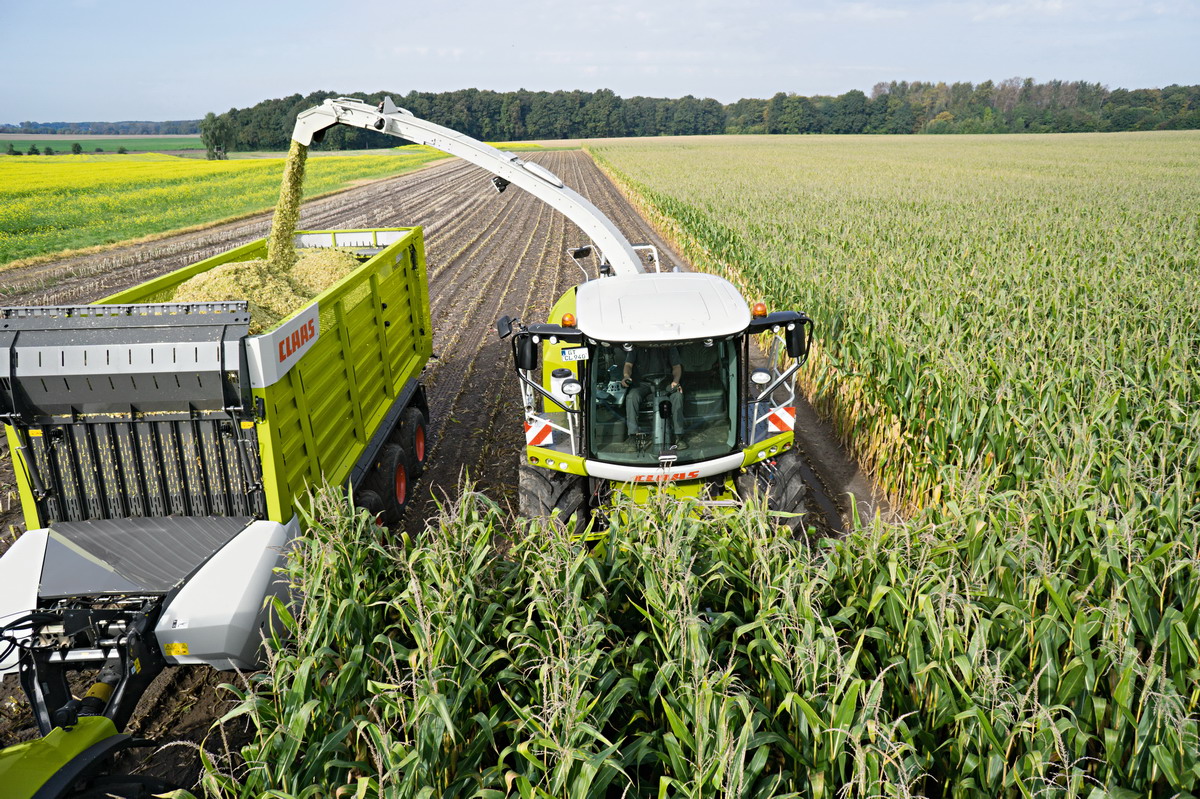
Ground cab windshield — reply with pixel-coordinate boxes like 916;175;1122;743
588;339;738;466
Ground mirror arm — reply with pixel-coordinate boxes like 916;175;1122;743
518;372;581;415
754;361;800;403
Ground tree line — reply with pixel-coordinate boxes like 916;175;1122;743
199;80;1199;156
5;142;127;156
13;78;1198;157
0;120;198;135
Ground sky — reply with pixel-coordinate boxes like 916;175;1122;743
2;0;1197;123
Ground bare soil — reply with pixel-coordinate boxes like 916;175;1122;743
0;151;891;789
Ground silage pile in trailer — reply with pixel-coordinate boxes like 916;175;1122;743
290;248;361;294
172;259;306;334
172;248;361;332
170;139;365;331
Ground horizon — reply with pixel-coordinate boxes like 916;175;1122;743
3;76;1197;127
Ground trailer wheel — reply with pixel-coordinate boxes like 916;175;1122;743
397;406;428;478
355;489;386;526
518;462;589;535
737;450;826;536
372;443;411;525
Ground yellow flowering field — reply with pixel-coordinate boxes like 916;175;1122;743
0;149;446;266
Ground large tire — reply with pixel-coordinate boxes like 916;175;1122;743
371;443;410;525
396;406;428;478
518;462;589;535
737;450;826;536
354;488;386;526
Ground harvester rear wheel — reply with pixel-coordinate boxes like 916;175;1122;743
397;406;428;478
518;462;589;535
372;443;411;525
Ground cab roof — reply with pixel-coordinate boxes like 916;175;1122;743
574;272;751;342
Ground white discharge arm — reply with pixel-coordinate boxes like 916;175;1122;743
293;97;645;276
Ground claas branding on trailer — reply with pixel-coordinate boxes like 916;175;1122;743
278;317;317;362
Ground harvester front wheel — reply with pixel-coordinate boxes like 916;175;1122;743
73;774;183;798
737;450;812;536
518;462;589;535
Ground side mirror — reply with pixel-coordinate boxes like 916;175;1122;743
515;335;538;371
785;319;811;360
570;245;592;260
496;315;513;339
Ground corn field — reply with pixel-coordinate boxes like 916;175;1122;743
189;132;1200;797
587;132;1200;796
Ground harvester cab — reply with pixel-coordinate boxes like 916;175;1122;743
500;271;821;535
286;95;834;534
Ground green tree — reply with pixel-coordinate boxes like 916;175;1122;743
830;89;869;133
43;146;54;155
27;143;39;155
117;146;127;154
5;142;15;156
200;111;233;159
71;141;83;155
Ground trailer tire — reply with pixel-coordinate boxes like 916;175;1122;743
737;451;812;536
396;406;428;478
372;443;411;525
355;489;386;526
518;462;589;535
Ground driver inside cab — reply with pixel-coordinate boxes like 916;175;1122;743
621;345;684;444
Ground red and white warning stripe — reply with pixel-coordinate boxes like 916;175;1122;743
766;406;796;433
524;419;553;446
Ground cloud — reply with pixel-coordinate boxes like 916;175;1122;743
958;0;1068;21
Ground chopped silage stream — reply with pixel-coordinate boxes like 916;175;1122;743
171;140;362;331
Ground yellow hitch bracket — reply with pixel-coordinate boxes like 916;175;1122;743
525;446;587;476
741;432;794;467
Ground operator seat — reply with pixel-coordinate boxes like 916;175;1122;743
679;346;725;428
